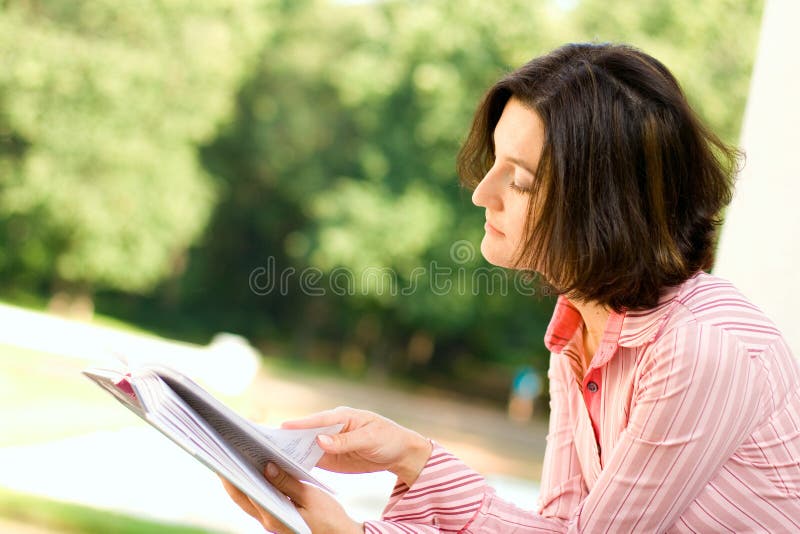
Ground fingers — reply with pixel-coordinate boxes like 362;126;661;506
246;495;293;534
220;473;296;534
220;465;308;509
265;462;309;506
281;406;360;430
219;476;260;520
316;424;376;455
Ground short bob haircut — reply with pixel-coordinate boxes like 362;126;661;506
458;43;740;312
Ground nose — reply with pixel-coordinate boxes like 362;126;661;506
471;167;503;211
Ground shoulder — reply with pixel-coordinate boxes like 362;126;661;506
632;275;800;429
632;273;800;402
658;272;784;352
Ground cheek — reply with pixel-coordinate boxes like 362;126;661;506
479;216;527;268
506;204;530;246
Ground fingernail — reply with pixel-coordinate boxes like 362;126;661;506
318;434;333;447
266;462;279;478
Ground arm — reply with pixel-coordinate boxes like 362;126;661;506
220;462;363;534
369;323;763;533
222;356;586;534
365;353;586;532
240;325;753;534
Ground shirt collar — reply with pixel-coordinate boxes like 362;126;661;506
544;273;699;363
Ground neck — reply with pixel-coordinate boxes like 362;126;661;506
569;298;610;366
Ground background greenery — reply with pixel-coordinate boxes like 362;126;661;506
0;487;216;534
0;0;764;402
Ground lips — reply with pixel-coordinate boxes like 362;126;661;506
484;220;505;236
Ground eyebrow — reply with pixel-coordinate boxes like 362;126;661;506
503;155;537;177
491;132;538;176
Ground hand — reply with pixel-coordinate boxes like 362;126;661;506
220;462;362;534
281;406;433;486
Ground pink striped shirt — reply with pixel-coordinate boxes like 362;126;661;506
364;272;800;532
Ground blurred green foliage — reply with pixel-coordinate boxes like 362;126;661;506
0;488;216;534
0;0;269;293
0;0;764;401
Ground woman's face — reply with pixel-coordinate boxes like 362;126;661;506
472;97;545;269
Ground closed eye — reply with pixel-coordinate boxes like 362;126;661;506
509;182;532;195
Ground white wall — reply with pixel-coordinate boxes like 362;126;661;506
715;0;800;358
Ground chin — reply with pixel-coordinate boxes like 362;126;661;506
479;238;514;268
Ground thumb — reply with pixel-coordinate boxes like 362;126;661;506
282;407;354;430
281;414;329;430
317;431;350;453
265;463;307;506
317;426;374;455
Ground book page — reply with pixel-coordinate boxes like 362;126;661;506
85;366;311;534
82;369;143;416
257;426;342;471
151;366;339;491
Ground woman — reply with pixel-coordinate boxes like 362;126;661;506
222;43;800;532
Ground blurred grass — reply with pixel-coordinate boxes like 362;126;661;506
0;343;141;447
0;301;543;532
0;294;167;339
0;329;229;533
0;488;217;534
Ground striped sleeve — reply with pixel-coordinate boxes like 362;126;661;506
457;352;583;532
366;322;796;533
363;444;487;533
363;350;591;533
363;439;576;533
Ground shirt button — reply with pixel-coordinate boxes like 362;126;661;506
587;381;599;393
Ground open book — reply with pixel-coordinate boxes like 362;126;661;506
83;364;342;534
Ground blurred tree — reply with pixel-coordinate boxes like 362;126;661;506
191;0;763;398
0;0;270;315
0;0;765;400
571;0;763;143
190;0;562;390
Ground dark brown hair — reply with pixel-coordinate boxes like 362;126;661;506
458;43;740;311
